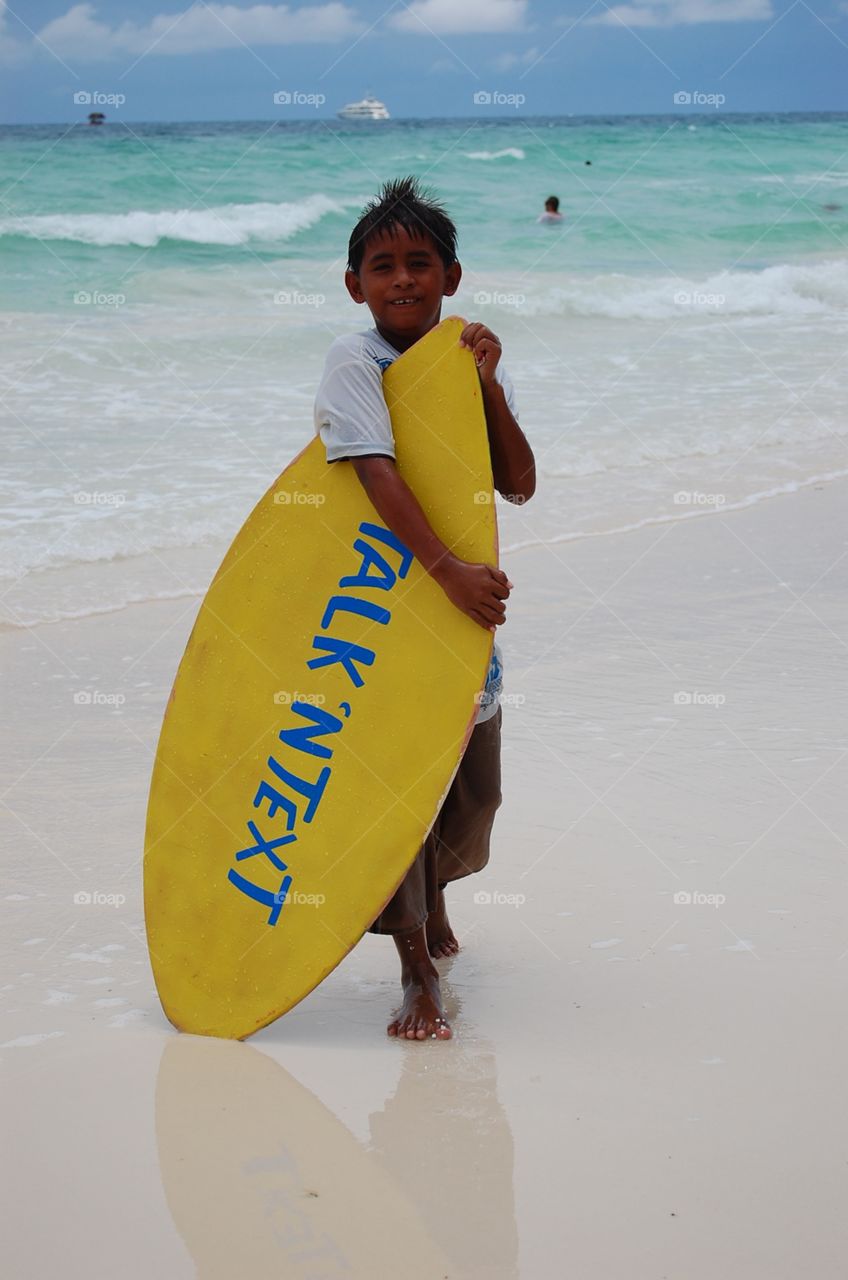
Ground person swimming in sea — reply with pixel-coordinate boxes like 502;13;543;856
537;195;563;224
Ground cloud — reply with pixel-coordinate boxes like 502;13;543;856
35;2;361;60
589;0;773;26
391;0;528;36
493;44;541;69
0;0;28;64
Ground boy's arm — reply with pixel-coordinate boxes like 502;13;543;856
351;455;511;633
481;379;536;505
459;323;536;505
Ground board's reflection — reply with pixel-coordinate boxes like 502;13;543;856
155;990;518;1279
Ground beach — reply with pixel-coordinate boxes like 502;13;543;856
3;474;847;1278
3;111;848;1275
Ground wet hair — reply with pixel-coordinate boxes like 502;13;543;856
545;195;560;211
347;176;458;275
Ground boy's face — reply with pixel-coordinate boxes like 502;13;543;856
344;224;462;352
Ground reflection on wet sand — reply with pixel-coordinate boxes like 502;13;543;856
156;1035;456;1278
155;983;518;1279
369;980;519;1280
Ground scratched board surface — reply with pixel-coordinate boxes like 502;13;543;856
143;316;497;1038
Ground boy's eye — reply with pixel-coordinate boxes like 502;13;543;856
370;259;431;272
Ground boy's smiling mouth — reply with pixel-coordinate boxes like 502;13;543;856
390;297;421;307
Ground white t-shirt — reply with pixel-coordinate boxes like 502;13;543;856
313;325;516;725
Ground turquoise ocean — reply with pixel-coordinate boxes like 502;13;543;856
3;113;848;625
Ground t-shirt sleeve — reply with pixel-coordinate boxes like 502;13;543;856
496;361;519;421
314;341;396;463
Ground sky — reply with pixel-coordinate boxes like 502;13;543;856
0;0;846;123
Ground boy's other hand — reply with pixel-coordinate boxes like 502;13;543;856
459;322;501;385
433;554;512;631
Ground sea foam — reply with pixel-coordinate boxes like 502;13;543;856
464;148;526;160
515;258;848;320
0;194;342;248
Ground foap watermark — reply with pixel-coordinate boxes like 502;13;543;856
274;889;326;906
273;290;325;308
73;690;126;708
673;91;725;109
273;690;326;706
673;890;726;908
673;490;725;507
272;90;325;109
473;290;526;309
474;689;526;709
473;90;525;109
273;489;326;506
73;490;126;507
73;890;127;908
673;291;725;309
74;90;126;108
474;490;528;506
474;889;526;907
673;690;726;707
74;290;126;308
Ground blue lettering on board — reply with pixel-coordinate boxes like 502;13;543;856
227;819;297;925
266;757;331;824
339;539;396;591
358;522;413;578
307;637;375;688
235;819;297;869
253;780;297;829
227;520;413;924
278;700;345;760
227;868;293;927
320;595;391;630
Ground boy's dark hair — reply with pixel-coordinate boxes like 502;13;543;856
347;176;458;275
545;195;560;211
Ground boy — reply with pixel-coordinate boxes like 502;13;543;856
313;177;535;1041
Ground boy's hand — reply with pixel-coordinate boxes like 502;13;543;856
433;554;512;631
459;322;501;386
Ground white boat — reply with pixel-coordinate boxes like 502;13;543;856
337;94;390;121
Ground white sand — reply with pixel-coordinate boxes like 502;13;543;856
2;477;847;1278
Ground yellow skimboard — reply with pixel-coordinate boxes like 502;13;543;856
143;316;497;1039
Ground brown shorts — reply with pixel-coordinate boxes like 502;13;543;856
367;706;502;936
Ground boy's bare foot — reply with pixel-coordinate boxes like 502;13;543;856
426;888;460;959
387;924;452;1040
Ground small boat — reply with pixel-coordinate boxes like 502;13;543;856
337;94;390;121
88;112;106;126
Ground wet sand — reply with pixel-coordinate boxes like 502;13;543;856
2;476;847;1278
